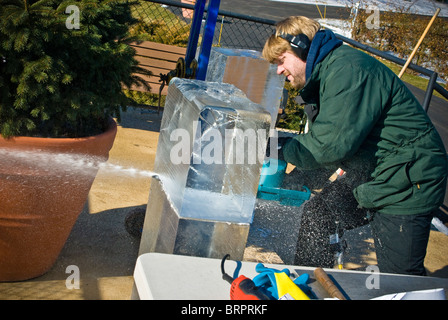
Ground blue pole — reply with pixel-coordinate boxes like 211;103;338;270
185;0;207;67
196;0;221;80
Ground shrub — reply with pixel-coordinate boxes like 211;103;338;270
0;0;150;138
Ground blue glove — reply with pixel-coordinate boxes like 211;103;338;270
252;263;311;300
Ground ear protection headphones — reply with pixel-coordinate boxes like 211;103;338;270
278;33;311;61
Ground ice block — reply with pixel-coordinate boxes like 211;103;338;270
157;77;271;223
206;47;285;130
139;78;271;260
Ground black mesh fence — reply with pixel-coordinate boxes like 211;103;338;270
131;0;276;51
129;0;448;104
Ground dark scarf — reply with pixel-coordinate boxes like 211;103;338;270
305;29;343;81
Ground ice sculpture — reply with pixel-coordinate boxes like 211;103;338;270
206;47;285;130
139;78;271;259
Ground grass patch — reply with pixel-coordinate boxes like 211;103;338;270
123;89;165;107
379;59;447;101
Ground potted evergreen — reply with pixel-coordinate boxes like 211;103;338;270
0;0;150;281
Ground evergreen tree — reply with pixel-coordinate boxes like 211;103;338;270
0;0;150;138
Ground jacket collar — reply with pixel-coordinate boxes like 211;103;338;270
305;29;342;81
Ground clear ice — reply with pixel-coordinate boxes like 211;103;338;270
206;47;285;130
154;78;271;223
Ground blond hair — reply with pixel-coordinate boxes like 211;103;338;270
262;16;321;63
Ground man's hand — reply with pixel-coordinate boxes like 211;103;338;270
266;136;291;161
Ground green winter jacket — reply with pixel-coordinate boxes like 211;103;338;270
283;44;447;215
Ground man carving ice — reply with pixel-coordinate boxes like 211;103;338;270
263;16;447;275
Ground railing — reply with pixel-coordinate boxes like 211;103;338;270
133;0;276;50
336;34;448;111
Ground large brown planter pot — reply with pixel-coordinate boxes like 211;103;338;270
0;119;117;281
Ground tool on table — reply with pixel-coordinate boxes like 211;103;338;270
253;264;311;300
314;267;347;300
221;254;270;300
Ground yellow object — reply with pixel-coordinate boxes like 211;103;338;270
398;8;440;78
274;272;310;300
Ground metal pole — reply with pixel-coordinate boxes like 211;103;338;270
185;0;207;67
398;8;440;78
196;0;221;80
422;72;438;112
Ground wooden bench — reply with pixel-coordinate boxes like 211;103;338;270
129;41;187;95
